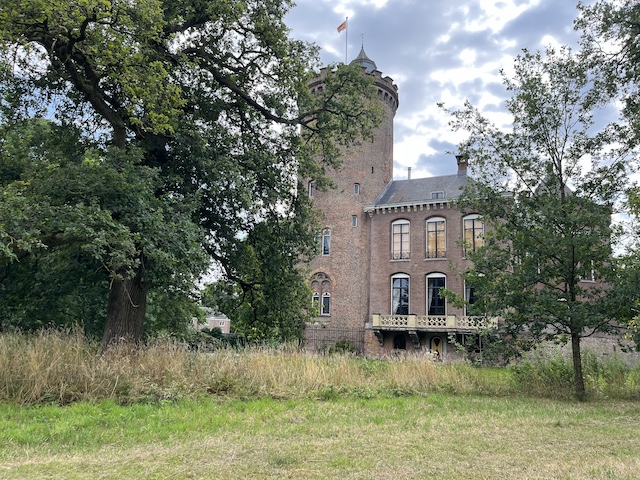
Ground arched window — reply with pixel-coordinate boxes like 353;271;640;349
391;274;410;315
426;273;446;316
463;214;484;254
311;273;332;317
391;220;410;260
426;217;446;258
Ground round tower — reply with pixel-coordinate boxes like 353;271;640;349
308;47;398;334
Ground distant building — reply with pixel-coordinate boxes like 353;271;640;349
194;307;230;334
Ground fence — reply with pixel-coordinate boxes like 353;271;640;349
303;324;365;355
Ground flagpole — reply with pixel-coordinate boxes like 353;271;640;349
345;17;348;64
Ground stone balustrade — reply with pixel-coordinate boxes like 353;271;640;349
372;314;496;331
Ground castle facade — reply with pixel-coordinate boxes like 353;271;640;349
307;48;491;359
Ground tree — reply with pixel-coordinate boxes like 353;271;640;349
577;0;640;351
0;1;381;347
203;204;318;343
577;0;640;146
445;46;632;400
0;117;207;337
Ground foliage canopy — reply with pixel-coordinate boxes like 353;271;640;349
0;0;382;345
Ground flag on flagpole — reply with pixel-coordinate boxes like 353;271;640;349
337;19;347;33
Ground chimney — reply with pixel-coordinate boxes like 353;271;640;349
456;154;468;177
407;166;412;180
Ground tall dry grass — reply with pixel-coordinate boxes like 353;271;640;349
0;330;510;405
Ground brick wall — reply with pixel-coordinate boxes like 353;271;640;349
367;203;476;317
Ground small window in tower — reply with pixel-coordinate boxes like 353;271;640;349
371;166;374;174
321;228;331;256
352;215;358;227
354;183;360;194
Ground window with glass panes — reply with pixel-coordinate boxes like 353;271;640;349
392;220;410;259
426;217;446;258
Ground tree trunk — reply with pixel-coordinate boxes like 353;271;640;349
570;330;586;401
101;263;147;350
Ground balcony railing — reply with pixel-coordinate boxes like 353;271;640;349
372;314;496;331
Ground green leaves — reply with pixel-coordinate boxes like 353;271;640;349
0;1;382;342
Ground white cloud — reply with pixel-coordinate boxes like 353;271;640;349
286;0;584;178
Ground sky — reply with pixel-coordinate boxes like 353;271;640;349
285;0;590;180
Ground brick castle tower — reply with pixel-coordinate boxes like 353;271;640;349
307;47;398;332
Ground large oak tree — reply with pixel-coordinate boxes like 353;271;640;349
0;0;381;347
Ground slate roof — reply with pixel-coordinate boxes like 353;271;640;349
368;173;470;209
351;46;377;73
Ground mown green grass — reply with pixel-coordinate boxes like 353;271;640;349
1;395;639;479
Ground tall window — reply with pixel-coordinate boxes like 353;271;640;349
426;217;446;258
427;273;446;316
579;261;595;282
354;183;360;194
464;283;479;316
463;215;484;254
311;273;331;317
321;228;330;256
308;180;315;197
392;220;410;260
321;293;331;315
391;274;410;315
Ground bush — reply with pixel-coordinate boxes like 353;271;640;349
321;339;357;355
510;350;575;399
510;348;640;400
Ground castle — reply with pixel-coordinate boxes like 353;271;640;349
306;48;492;359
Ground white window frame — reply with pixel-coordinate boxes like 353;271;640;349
391;219;410;260
464;281;479;316
463;214;484;255
426;273;446;316
321;228;330;256
391;274;410;315
426;217;446;259
321;292;331;316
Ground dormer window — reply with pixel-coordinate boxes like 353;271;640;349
431;191;444;199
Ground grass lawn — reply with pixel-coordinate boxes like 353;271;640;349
1;394;639;479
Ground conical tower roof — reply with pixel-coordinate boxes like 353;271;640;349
351;46;377;73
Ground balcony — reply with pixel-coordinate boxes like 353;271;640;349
371;314;497;348
371;314;497;332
